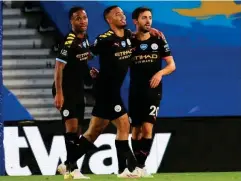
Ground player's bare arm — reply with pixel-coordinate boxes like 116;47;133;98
160;56;176;75
150;56;176;88
54;61;65;110
149;28;165;37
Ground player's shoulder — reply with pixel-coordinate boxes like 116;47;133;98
150;33;167;43
97;30;115;40
65;32;76;39
125;29;133;38
156;32;168;42
129;34;138;46
63;32;77;47
149;34;159;40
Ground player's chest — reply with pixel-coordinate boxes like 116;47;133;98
109;38;133;61
132;42;161;64
73;39;90;62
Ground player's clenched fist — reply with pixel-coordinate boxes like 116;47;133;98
90;67;99;78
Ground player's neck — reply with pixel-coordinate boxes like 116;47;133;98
110;25;124;37
136;31;150;41
72;28;85;39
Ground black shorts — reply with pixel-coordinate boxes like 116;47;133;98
92;91;127;120
129;90;161;127
52;85;85;122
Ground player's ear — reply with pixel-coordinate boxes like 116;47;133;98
70;17;74;25
105;16;111;24
133;19;137;25
105;13;112;24
106;18;111;24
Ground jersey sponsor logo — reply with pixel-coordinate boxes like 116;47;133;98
114;50;132;60
134;54;158;64
127;39;131;46
151;43;158;50
63;110;69;117
140;44;148;50
121;41;126;47
60;49;68;57
134;54;158;60
76;52;89;61
114;105;122;112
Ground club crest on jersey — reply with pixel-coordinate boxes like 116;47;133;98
127;39;131;46
140;44;148;50
151;43;158;50
83;41;87;48
114;105;122;112
63;110;69;117
121;41;126;47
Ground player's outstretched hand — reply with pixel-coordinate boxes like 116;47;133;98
149;28;163;38
55;92;64;110
150;72;163;88
90;67;99;78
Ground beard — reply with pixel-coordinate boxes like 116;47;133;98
76;29;86;34
74;25;87;34
116;24;127;29
140;26;150;33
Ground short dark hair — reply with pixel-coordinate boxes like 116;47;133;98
103;5;119;22
132;7;152;20
69;6;85;20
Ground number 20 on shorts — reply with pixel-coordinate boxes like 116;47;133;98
149;105;159;117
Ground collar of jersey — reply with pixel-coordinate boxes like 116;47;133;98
135;33;153;42
108;29;126;39
70;30;88;39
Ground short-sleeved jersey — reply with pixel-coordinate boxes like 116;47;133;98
56;31;91;90
130;34;171;94
90;29;133;96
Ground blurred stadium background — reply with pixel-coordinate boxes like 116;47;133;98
0;0;241;179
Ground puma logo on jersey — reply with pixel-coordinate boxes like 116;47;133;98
113;42;120;47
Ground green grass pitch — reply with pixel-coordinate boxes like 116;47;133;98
0;172;240;181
